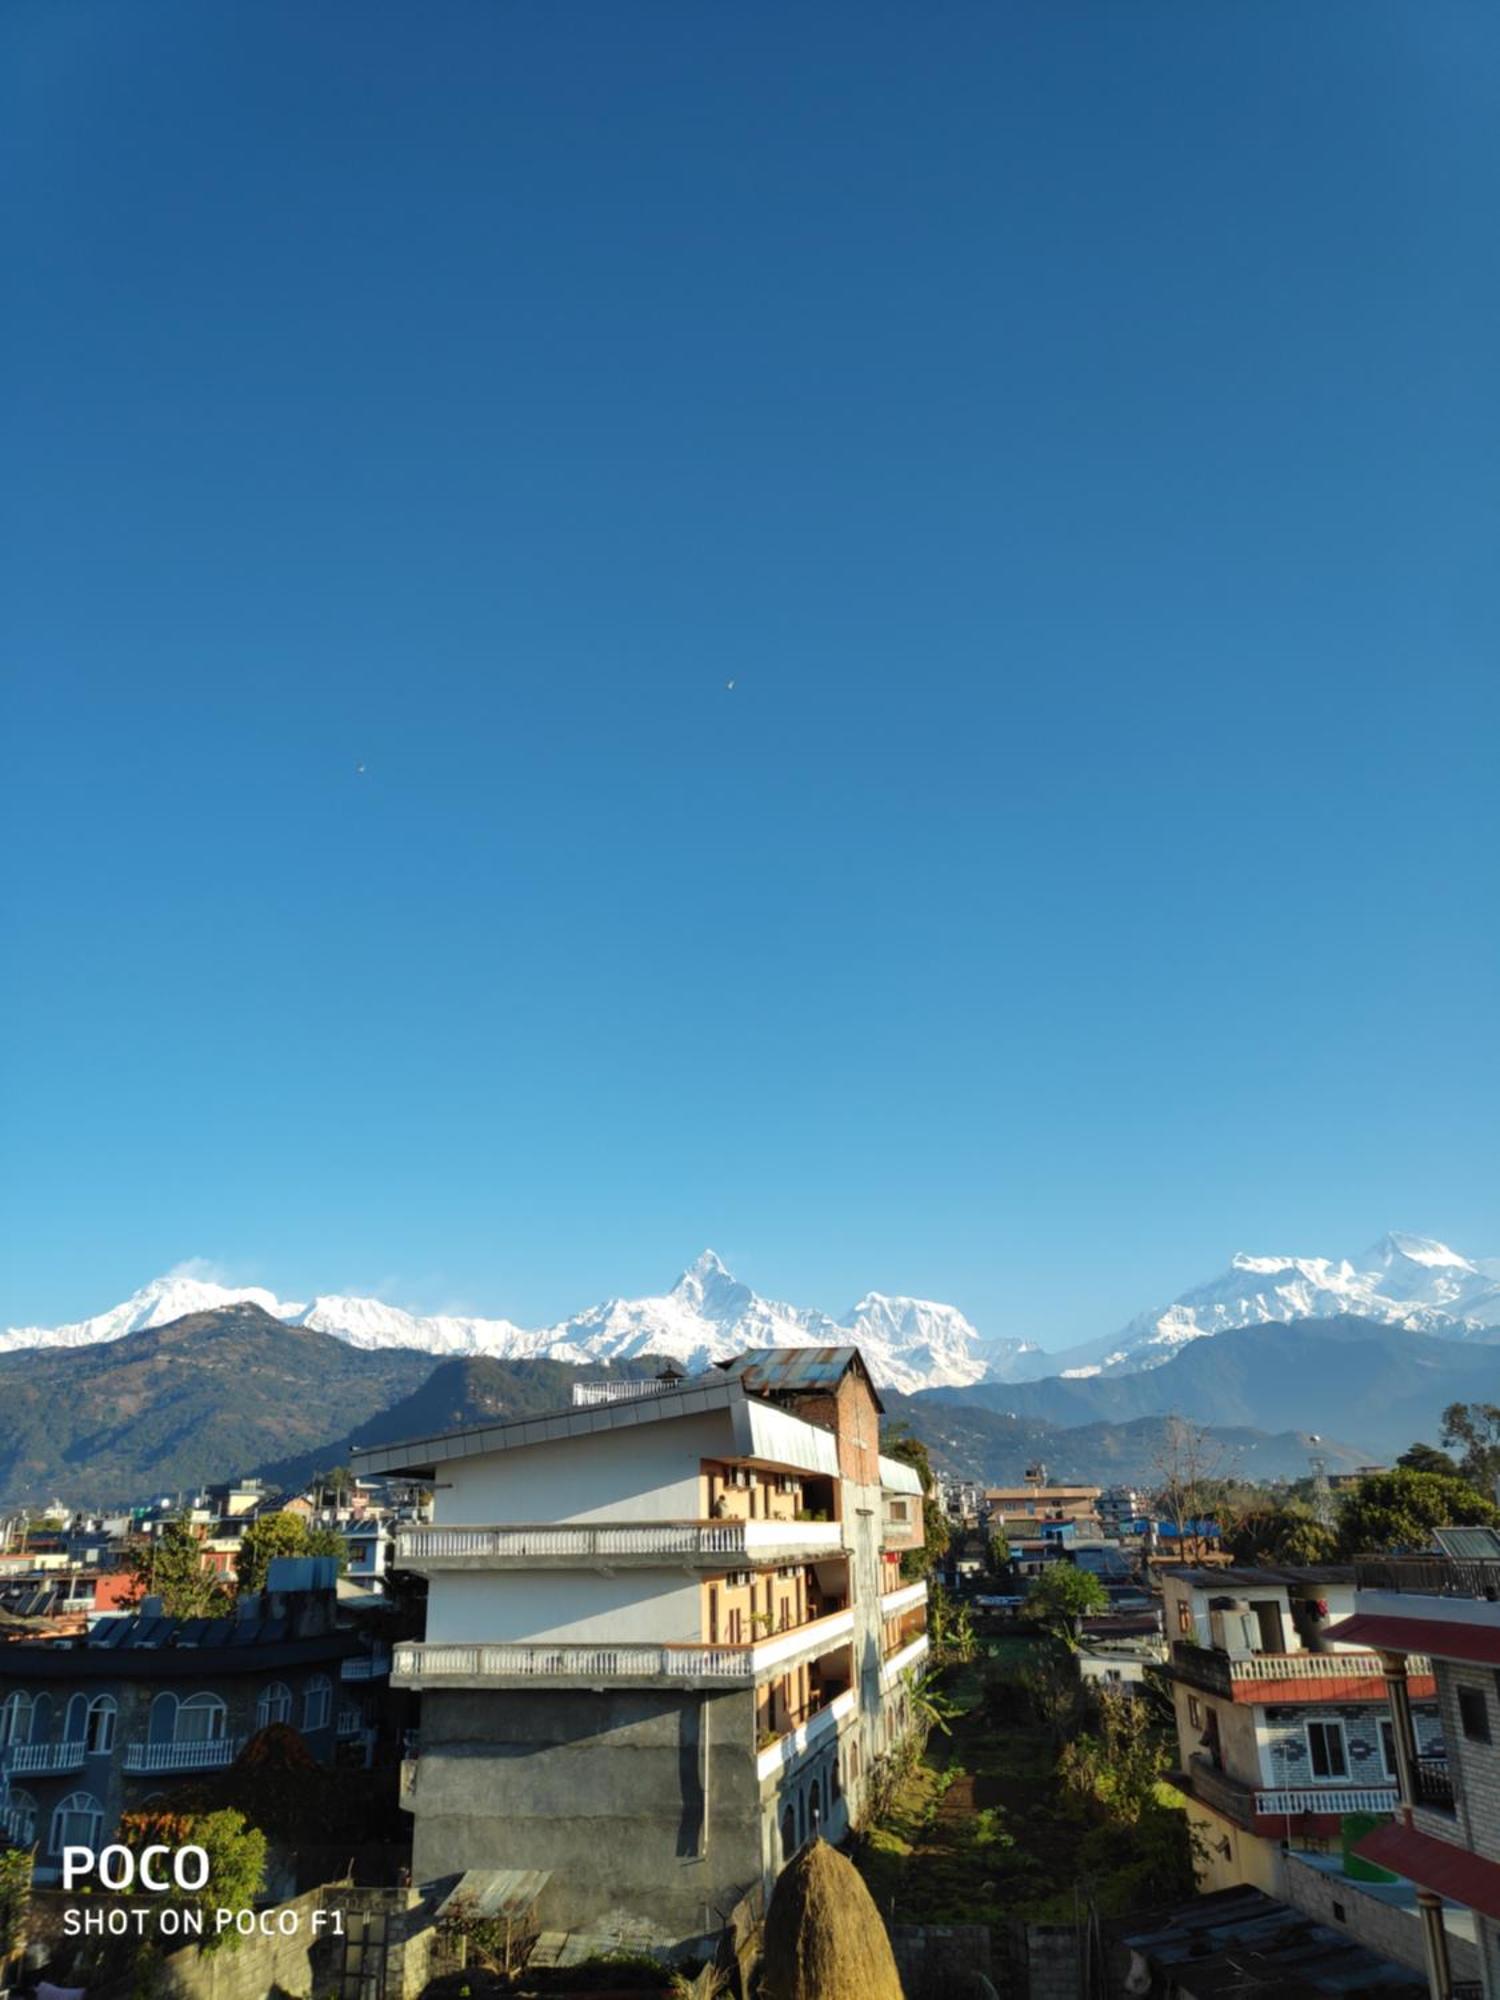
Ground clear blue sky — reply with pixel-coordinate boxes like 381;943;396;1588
3;2;1497;1347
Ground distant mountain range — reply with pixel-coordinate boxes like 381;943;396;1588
0;1302;1375;1509
4;1233;1497;1394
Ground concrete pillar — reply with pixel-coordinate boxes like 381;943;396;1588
1416;1888;1452;2000
1382;1652;1419;1807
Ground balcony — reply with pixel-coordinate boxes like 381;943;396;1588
879;1580;928;1618
3;1741;86;1775
396;1519;845;1572
1355;1557;1500;1600
879;1631;931;1687
1179;1756;1397;1825
123;1738;244;1773
1412;1757;1455;1813
1170;1640;1430;1701
395;1608;858;1690
756;1687;858;1781
340;1653;389;1681
336;1707;368;1738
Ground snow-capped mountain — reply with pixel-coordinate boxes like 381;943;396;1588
4;1234;1496;1392
0;1252;1040;1395
1046;1232;1500;1379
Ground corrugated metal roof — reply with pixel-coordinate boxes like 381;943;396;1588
717;1346;867;1394
433;1869;552;1922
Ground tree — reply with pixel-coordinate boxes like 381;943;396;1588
119;1808;265;1954
927;1580;976;1666
1397;1441;1459;1476
1025;1563;1107;1645
1441;1403;1500;1499
902;1664;962;1737
879;1427;950;1581
1337;1467;1500;1557
1226;1507;1336;1568
987;1529;1011;1573
1149;1414;1224;1563
235;1510;346;1594
124;1518;231;1619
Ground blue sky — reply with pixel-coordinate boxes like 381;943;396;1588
3;2;1497;1347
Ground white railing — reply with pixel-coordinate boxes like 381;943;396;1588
879;1580;928;1618
340;1654;389;1680
397;1520;844;1565
336;1708;366;1737
1228;1651;1431;1682
572;1379;679;1407
3;1741;87;1775
756;1687;858;1780
880;1633;931;1686
123;1737;244;1773
395;1609;858;1688
1257;1785;1399;1816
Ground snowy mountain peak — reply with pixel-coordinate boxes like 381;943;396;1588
1364;1232;1475;1273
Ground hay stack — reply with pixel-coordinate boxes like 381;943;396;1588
760;1839;904;2000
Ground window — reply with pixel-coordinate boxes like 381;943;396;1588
888;1500;909;1522
1459;1686;1491;1744
1188;1696;1203;1730
302;1675;332;1731
0;1692;34;1748
85;1695;116;1755
1380;1718;1398;1780
1306;1721;1350;1780
6;1789;37;1846
51;1791;104;1855
780;1805;797;1864
175;1693;227;1744
1177;1601;1194;1636
257;1682;292;1729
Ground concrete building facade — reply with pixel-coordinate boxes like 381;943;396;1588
351;1347;929;1947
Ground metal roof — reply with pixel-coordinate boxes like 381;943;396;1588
715;1346;884;1411
433;1869;553;1922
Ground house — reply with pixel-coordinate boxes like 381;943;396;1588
0;1556;393;1878
350;1345;929;1947
1322;1527;1500;1999
1161;1566;1455;1940
985;1483;1101;1534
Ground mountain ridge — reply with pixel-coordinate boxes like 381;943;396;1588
5;1234;1497;1395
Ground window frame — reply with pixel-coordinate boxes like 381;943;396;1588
1305;1718;1350;1780
1458;1685;1492;1745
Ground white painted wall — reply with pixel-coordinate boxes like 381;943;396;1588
438;1410;737;1526
426;1568;704;1645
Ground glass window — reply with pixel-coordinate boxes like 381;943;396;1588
1307;1721;1349;1779
51;1791;104;1855
302;1675;332;1731
257;1683;292;1729
0;1692;34;1748
176;1694;227;1744
1379;1718;1397;1780
85;1696;116;1755
1459;1687;1491;1744
6;1789;37;1846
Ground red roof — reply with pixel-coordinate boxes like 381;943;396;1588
1327;1612;1500;1668
1355;1822;1500;1922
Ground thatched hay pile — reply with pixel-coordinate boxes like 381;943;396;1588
760;1839;904;2000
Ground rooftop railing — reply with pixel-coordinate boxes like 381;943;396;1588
1170;1639;1429;1696
1355;1556;1500;1600
397;1520;844;1566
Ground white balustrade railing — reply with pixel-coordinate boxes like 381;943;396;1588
397;1520;843;1565
123;1738;244;1773
879;1581;928;1617
4;1741;87;1774
1257;1785;1399;1816
395;1609;858;1687
1228;1651;1431;1682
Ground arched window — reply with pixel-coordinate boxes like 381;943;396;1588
85;1695;117;1754
175;1694;227;1744
808;1779;822;1836
0;1692;34;1747
257;1682;292;1729
6;1788;38;1847
50;1791;104;1855
302;1674;332;1732
780;1805;797;1864
148;1692;178;1744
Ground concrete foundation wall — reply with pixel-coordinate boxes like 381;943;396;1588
1281;1851;1482;1988
409;1684;762;1944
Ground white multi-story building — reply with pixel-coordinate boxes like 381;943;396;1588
350;1346;929;1946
